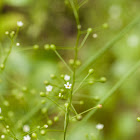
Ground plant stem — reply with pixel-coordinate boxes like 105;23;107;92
73;73;90;94
71;106;97;119
54;50;73;73
78;31;90;49
64;1;81;139
46;96;66;112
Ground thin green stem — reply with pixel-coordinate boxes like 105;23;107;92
71;104;78;115
46;96;66;112
56;47;75;50
54;50;73;73
71;106;97;119
78;0;88;9
63;1;81;137
68;0;80;25
73;73;90;94
14;47;33;53
63;29;81;140
2;121;18;140
0;27;20;74
78;31;90;49
3;39;14;65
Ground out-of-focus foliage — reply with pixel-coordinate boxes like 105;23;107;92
0;0;140;140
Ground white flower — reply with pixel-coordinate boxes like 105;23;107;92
59;93;62;97
17;21;23;27
44;124;48;128
96;123;104;130
93;33;98;38
16;43;20;46
64;75;70;81
64;82;72;89
1;135;5;139
46;85;53;92
5;31;9;35
23;135;31;140
23;125;30;132
0;108;1;113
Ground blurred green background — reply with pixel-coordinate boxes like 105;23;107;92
0;0;140;140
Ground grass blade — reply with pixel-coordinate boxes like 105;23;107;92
78;15;140;74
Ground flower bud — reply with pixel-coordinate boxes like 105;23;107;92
69;59;74;65
88;79;94;85
54;116;59;122
79;100;84;105
75;60;81;66
37;126;41;129
40;92;46;97
32;133;37;138
6;125;9;129
43;124;48;128
50;74;56;79
102;23;108;29
44;44;50;50
5;31;9;35
10;31;15;38
50;44;56;50
96;104;102;108
76;115;82;121
93;96;100;101
137;117;140;122
64;103;69;108
0;64;5;70
87;28;93;33
47;120;53;126
88;69;94;74
33;45;39;50
100;77;107;83
0;115;4;121
40;129;46;135
71;118;77;122
41;107;47;114
44;80;49;85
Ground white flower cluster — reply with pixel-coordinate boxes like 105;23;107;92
64;82;72;89
1;135;5;139
64;74;70;81
23;125;30;132
46;85;53;92
23;135;31;140
17;21;23;27
96;123;104;130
